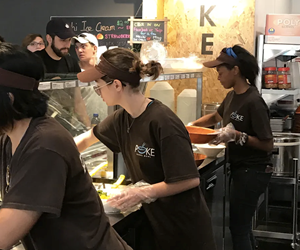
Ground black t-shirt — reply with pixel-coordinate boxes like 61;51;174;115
217;86;273;167
93;100;217;250
0;117;131;250
35;49;81;112
35;49;81;74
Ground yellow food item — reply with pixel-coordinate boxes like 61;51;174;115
97;190;110;199
111;174;125;189
89;162;107;177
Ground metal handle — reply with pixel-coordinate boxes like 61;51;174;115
292;158;299;247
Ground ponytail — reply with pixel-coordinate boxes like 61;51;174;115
232;45;258;87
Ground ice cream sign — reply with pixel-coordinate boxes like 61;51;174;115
265;14;300;44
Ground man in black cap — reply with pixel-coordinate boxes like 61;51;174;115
35;18;80;73
36;19;91;128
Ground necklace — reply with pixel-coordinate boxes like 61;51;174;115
127;98;148;133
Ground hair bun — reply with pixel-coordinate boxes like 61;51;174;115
131;60;163;80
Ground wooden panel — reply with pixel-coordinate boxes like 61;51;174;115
163;0;256;104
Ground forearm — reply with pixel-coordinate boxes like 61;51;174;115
0;209;40;250
191;112;221;128
235;131;273;152
149;178;200;199
74;129;98;153
74;87;91;128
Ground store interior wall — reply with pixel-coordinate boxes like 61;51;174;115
291;0;300;13
255;0;291;35
0;0;142;45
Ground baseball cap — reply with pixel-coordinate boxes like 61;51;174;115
46;19;76;39
72;33;99;47
203;48;238;68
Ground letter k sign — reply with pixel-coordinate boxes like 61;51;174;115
200;5;216;27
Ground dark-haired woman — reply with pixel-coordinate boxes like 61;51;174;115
75;47;217;250
190;45;273;250
22;33;45;52
0;43;132;250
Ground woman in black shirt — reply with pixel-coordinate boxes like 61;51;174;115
75;48;217;250
190;45;273;250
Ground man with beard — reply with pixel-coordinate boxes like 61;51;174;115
35;18;80;74
35;19;91;129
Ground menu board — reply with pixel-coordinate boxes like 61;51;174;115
50;16;131;48
128;17;169;45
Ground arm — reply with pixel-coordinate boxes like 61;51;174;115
189;111;222;128
74;129;99;153
0;208;41;249
73;87;92;128
235;131;273;152
150;178;200;198
108;177;200;211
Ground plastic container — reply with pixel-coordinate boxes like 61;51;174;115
91;113;100;126
277;67;291;89
150;81;174;111
264;67;278;88
177;89;197;125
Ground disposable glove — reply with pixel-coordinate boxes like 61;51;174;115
107;181;156;213
210;123;237;145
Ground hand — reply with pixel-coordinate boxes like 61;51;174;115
187;122;195;126
107;185;156;213
210;123;238;145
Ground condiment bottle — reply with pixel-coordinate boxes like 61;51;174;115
264;67;277;89
277;67;291;89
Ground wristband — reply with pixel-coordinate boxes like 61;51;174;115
236;132;248;146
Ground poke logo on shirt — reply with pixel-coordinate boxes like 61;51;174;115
135;143;155;158
230;111;244;122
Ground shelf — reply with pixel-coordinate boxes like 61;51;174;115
262;89;300;105
141;71;202;82
262;89;300;95
38;71;203;90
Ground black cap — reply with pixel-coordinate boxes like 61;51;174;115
46;19;76;39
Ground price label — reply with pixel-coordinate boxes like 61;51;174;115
78;80;89;87
65;81;77;88
52;82;65;89
38;82;51;90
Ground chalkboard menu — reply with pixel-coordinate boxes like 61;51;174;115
128;17;169;45
51;16;131;48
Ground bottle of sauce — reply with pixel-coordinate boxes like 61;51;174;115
277;67;291;89
264;67;278;89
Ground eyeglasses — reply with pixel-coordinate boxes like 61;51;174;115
93;81;113;95
29;42;45;47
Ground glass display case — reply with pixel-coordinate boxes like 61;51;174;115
37;70;204;183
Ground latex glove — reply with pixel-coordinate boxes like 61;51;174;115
107;183;156;213
210;123;237;145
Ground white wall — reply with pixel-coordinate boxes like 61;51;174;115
255;0;291;35
291;0;300;13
